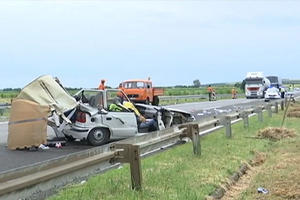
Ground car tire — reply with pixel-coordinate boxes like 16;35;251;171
87;128;110;146
153;96;159;106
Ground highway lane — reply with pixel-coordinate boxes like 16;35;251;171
0;97;279;173
167;98;265;121
166;98;261;113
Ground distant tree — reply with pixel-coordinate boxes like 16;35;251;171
193;79;201;88
234;82;241;88
240;80;246;92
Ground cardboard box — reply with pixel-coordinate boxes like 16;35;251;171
8;99;50;150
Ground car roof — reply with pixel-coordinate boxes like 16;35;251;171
122;79;152;83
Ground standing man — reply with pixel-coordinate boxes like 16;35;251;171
279;87;285;98
98;79;106;90
207;85;214;101
231;87;237;99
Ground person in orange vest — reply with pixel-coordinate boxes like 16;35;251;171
231;87;237;99
207;85;214;101
98;79;106;90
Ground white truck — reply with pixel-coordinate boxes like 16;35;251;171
245;72;270;99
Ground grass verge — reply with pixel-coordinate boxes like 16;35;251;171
49;111;299;200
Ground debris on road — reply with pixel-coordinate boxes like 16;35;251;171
257;127;296;141
55;142;62;148
39;144;50;150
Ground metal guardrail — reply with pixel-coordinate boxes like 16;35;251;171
159;94;245;102
0;99;287;199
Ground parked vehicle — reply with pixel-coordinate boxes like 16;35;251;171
119;79;163;105
266;76;282;88
264;87;281;101
245;72;270;99
63;89;194;146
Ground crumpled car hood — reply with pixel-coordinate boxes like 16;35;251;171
16;75;78;115
135;103;195;122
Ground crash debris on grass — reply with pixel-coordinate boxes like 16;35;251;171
257;127;296;141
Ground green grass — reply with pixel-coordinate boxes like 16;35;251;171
48;110;297;200
0;108;10;121
0;91;18;103
159;97;207;105
159;95;244;106
163;86;243;96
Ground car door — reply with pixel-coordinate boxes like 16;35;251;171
102;111;138;138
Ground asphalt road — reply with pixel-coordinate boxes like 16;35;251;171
167;98;265;121
0;97;279;173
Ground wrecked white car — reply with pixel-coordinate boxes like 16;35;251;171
16;75;194;146
63;89;194;146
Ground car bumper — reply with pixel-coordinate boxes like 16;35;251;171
63;125;90;140
265;95;281;100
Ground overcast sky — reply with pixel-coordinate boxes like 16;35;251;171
0;1;299;89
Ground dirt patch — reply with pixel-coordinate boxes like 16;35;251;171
257;127;296;141
287;103;300;118
221;164;264;200
289;107;300;112
249;152;267;166
287;111;300;118
264;152;300;199
207;152;267;200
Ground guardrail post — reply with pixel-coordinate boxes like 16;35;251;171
257;107;263;122
179;124;201;155
224;116;232;138
267;104;272;118
242;111;249;128
112;144;142;190
274;102;279;113
191;124;200;155
280;100;284;111
129;144;142;190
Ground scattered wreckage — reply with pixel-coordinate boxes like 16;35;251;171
8;75;194;149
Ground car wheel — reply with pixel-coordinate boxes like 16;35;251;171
87;128;110;146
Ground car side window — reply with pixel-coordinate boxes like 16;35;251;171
89;91;104;110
